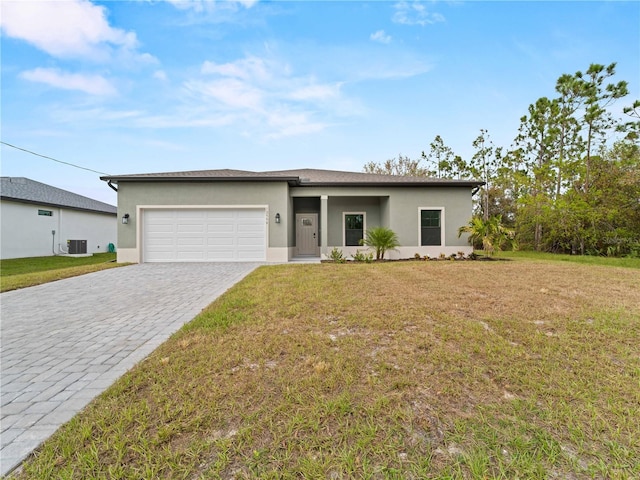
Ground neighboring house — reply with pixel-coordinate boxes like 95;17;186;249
0;177;117;259
100;168;483;263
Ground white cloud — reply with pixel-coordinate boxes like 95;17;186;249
289;83;341;101
265;111;327;139
177;53;348;138
201;56;271;82
393;1;445;26
163;0;257;13
186;78;264;110
20;68;117;96
153;70;168;81
370;30;392;44
0;0;139;60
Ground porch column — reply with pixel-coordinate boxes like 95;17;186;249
320;195;328;259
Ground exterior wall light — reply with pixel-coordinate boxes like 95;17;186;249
122;213;130;224
275;213;281;224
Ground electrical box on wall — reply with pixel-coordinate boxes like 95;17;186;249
67;240;87;254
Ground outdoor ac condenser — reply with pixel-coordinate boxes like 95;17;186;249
67;240;87;254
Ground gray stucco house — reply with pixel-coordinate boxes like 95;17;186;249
1;177;117;259
100;168;482;263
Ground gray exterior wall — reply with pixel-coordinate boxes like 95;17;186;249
289;185;474;248
116;181;289;250
327;196;382;246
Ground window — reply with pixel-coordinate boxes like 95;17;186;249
420;209;442;246
344;213;365;246
38;209;53;217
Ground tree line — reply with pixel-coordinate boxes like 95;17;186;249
364;62;640;257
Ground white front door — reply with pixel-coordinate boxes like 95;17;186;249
296;213;319;256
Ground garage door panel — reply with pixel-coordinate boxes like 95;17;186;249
176;252;205;260
176;237;205;246
146;224;175;233
144;208;266;262
146;250;177;260
207;210;234;219
206;248;237;260
147;237;174;246
178;210;205;219
236;249;265;260
207;237;234;246
207;224;234;233
177;223;205;233
237;236;264;246
237;223;262;233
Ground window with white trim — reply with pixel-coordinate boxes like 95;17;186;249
420;209;442;246
344;212;365;246
38;209;53;217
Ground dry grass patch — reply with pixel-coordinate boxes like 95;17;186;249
14;261;640;479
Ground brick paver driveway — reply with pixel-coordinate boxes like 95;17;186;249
0;262;261;476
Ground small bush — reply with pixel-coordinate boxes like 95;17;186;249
352;250;374;263
329;248;346;263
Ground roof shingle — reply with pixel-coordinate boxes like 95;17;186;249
1;177;117;214
101;168;483;187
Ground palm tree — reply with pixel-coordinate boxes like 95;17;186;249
363;227;400;260
458;215;516;256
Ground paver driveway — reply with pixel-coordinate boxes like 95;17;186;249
0;262;261;476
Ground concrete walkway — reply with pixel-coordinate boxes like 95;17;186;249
0;262;260;477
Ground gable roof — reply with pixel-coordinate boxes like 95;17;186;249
101;168;483;187
1;177;117;215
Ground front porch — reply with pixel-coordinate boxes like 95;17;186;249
290;195;389;260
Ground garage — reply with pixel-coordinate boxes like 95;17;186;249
143;208;266;262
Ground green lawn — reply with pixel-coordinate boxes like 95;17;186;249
0;253;123;292
12;258;640;479
495;250;640;269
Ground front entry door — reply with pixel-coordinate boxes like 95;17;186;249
296;213;319;256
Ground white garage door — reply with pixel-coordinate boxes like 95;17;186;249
143;208;266;262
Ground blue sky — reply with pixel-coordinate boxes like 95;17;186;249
1;0;638;205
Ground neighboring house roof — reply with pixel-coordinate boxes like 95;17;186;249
0;177;117;215
100;168;484;187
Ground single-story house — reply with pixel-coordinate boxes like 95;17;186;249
100;168;483;263
0;177;117;259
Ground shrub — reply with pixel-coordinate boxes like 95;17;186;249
329;247;346;263
363;227;400;260
458;215;517;257
352;250;374;263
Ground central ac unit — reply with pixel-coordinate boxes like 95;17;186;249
67;240;87;254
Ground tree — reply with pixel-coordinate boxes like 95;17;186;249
458;216;517;256
470;129;502;221
553;73;585;198
363;154;430;177
422;135;455;178
619;99;640;142
363;227;400;260
578;63;629;193
514;97;561;250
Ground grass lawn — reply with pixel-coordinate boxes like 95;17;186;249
13;259;640;479
0;253;123;292
496;250;640;269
